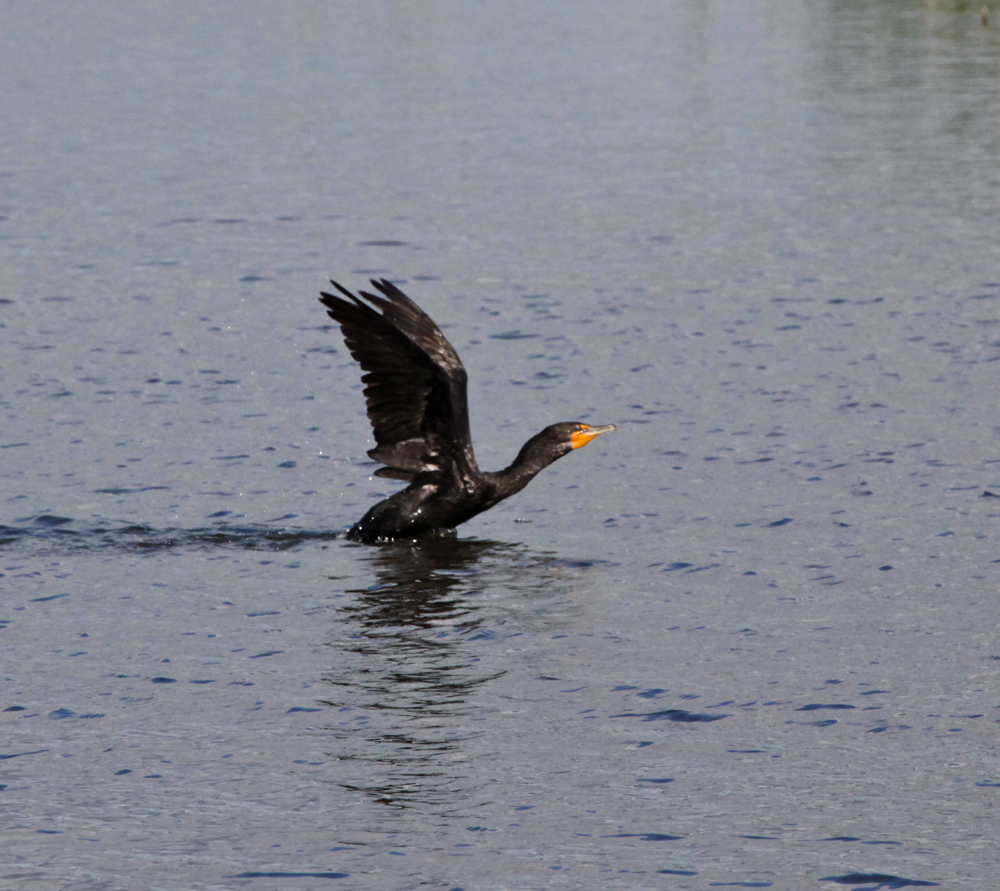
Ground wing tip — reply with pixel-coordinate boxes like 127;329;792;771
322;277;419;316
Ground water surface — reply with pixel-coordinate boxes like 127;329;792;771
2;2;1000;888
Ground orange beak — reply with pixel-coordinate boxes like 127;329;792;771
569;423;616;449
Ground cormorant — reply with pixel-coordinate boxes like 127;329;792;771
319;279;615;542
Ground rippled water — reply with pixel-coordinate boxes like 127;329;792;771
3;2;1000;889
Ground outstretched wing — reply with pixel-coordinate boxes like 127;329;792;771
319;279;477;482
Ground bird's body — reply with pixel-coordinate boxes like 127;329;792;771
319;279;614;542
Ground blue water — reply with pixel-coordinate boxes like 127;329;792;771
2;2;999;888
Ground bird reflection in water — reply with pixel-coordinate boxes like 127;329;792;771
319;536;571;812
338;535;508;632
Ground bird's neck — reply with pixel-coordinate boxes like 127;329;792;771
487;433;565;501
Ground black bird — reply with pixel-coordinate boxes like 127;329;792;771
319;279;616;543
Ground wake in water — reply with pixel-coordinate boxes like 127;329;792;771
0;514;345;553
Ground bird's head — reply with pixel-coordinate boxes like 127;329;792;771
524;421;616;462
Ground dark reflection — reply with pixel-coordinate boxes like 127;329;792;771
318;536;574;813
340;535;520;630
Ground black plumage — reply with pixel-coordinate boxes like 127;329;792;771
319;279;615;542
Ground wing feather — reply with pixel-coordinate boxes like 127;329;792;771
319;279;477;480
